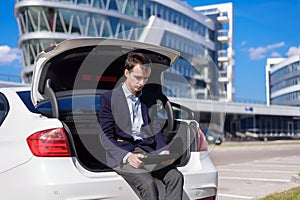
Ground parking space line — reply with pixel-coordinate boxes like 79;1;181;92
219;176;290;182
219;163;299;168
247;164;300;168
218;193;253;199
218;168;297;174
257;161;300;165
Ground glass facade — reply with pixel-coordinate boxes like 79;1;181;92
271;61;300;83
272;76;300;93
15;0;223;100
272;91;300;106
161;31;205;57
269;59;300;106
228;114;300;137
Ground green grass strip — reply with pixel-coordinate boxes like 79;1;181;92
257;187;300;200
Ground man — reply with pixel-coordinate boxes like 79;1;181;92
99;52;183;200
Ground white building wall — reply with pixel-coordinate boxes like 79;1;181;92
194;3;234;102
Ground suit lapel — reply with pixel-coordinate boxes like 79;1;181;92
141;103;149;125
111;86;132;134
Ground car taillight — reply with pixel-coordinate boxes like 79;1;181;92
198;128;208;151
196;196;215;200
27;128;71;157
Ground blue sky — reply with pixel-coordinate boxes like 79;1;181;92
1;0;300;102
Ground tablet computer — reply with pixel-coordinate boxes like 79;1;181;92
141;153;179;165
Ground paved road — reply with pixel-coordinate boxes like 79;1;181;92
208;140;300;200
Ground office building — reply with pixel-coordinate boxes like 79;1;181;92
266;55;300;106
14;0;234;101
195;2;234;102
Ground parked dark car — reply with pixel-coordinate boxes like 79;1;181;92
203;129;223;145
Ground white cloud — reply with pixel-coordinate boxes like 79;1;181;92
286;45;300;57
248;42;285;60
248;46;267;60
270;51;281;57
267;42;285;49
241;40;247;46
0;45;20;65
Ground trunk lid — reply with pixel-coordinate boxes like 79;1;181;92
31;38;180;107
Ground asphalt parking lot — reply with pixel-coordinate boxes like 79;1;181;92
209;141;300;200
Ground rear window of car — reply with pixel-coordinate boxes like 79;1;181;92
17;91;39;113
36;95;101;117
0;93;9;125
17;89;101;117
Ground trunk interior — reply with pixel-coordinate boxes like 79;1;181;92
58;87;197;172
62;113;196;172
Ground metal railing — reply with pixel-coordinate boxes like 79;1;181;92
0;74;21;83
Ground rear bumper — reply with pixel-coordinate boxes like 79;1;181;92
0;157;138;200
0;152;217;200
179;152;218;199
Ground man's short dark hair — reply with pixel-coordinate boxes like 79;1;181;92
125;52;152;71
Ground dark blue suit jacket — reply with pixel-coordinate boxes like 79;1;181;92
99;85;168;168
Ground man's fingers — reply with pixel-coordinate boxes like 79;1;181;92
128;153;144;168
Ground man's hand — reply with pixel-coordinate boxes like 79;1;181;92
127;153;144;168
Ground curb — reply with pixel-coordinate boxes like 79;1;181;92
291;175;300;184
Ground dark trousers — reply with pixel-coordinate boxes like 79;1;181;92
115;149;184;200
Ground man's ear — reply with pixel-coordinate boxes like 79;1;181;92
124;69;129;78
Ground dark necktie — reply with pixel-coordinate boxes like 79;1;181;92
130;96;140;122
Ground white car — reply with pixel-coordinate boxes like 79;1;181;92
0;38;218;200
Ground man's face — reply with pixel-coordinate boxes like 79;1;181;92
124;64;151;95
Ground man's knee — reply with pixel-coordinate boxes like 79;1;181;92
138;176;156;188
165;169;184;185
136;178;158;200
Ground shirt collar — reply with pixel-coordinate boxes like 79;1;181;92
122;83;142;98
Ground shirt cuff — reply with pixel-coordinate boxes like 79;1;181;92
159;150;170;155
123;152;133;163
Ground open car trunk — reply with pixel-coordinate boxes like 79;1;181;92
61;105;199;172
31;38;198;172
